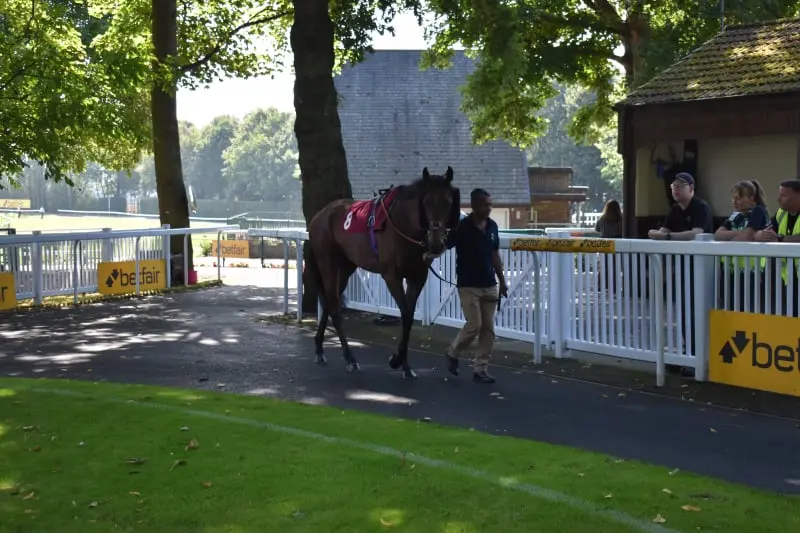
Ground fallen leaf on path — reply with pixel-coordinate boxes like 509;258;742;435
201;481;213;488
681;505;701;512
185;438;199;451
617;392;626;397
169;459;186;471
709;427;718;433
653;514;666;524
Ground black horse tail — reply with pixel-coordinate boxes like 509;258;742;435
303;242;325;305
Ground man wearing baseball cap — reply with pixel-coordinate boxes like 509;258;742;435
648;172;713;378
649;172;713;241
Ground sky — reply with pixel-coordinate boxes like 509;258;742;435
176;12;429;127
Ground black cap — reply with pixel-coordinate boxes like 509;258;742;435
673;172;695;186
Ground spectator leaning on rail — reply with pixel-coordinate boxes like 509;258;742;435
755;179;800;316
648;172;712;377
443;188;508;384
714;180;770;313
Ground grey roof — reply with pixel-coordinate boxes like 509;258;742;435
334;50;530;205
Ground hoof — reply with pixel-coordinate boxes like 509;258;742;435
402;368;418;379
347;362;361;373
315;353;328;366
388;354;402;370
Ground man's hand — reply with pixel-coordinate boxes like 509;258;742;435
648;229;667;241
756;229;778;242
499;279;508;298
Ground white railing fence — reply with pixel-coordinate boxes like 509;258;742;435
250;228;800;385
0;225;238;304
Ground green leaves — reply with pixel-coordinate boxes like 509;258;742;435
424;0;800;147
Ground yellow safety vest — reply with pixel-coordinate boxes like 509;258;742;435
759;208;800;281
720;211;764;272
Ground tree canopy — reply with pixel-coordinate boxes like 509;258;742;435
423;0;800;147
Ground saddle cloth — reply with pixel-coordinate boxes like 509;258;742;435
342;187;399;235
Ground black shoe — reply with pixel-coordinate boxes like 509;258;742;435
472;371;496;384
445;353;460;376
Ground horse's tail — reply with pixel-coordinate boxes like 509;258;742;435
304;243;325;303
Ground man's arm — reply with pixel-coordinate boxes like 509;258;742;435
446;222;461;250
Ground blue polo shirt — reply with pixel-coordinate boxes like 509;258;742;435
446;215;500;288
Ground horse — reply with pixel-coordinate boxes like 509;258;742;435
305;166;461;379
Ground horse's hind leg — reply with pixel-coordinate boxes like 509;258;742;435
314;296;330;365
320;257;360;372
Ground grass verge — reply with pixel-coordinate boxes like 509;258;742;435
0;378;797;533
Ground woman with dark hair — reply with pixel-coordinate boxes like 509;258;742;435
594;199;623;295
714;179;770;312
594;199;623;238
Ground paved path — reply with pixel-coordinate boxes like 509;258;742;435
1;276;799;494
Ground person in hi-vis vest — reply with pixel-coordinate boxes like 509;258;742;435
755;179;800;316
714;180;770;313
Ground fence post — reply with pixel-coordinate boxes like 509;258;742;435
101;228;113;263
296;238;304;323
162;224;172;289
692;233;715;382
31;230;43;305
547;231;569;358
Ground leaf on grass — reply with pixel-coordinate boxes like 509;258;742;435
577;473;585;478
201;481;213;488
185;438;199;451
88;501;99;508
604;493;613;499
23;491;36;500
453;447;459;454
662;488;673;495
129;491;141;497
668;468;680;476
22;426;37;432
380;517;396;526
169;459;186;471
614;459;625;464
125;458;146;466
179;426;190;432
681;505;701;512
653;514;666;523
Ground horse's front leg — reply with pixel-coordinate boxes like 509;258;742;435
384;275;415;379
385;273;426;379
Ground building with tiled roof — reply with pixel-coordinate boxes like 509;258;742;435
334;50;533;229
616;18;800;236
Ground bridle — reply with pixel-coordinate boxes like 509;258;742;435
379;191;457;287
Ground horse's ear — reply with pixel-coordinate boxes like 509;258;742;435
422;167;430;181
448;187;461;229
445;166;454;182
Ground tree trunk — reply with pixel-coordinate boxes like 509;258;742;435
151;0;193;279
290;0;353;313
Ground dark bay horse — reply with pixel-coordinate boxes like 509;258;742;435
306;166;461;378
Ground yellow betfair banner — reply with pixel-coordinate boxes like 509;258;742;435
0;199;31;209
510;237;616;254
97;260;167;295
709;309;800;398
211;239;250;259
0;272;17;310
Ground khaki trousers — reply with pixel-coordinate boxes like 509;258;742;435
447;286;499;372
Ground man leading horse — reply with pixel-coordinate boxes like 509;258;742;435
306;166;461;379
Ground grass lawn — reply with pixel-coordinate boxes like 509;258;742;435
0;378;797;533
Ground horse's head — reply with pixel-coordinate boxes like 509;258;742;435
419;166;460;257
